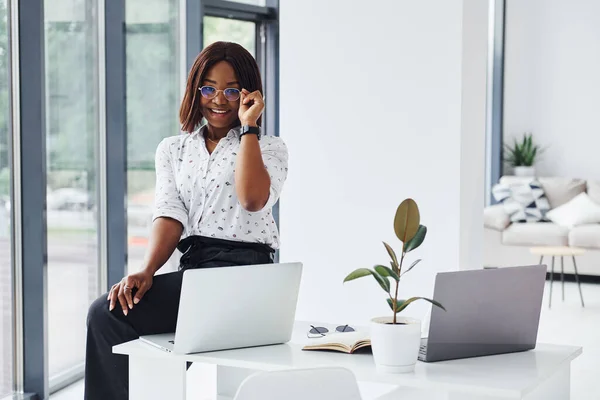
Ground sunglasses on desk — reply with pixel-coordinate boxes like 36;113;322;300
307;324;356;338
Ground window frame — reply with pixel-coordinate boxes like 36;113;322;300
7;0;280;398
485;0;505;206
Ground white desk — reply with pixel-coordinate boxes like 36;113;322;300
113;322;581;400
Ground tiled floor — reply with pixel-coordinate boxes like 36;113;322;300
51;281;600;400
536;281;600;400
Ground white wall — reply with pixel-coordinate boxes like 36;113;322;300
504;0;600;180
279;0;487;325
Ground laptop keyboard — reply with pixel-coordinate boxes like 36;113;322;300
418;338;428;361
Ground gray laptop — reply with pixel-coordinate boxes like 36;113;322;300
140;262;303;354
419;264;546;362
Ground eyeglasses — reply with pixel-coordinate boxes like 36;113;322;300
307;324;355;338
198;85;241;102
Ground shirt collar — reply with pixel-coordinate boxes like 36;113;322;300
196;123;241;139
228;125;241;138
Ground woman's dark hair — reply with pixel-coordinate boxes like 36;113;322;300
179;41;263;133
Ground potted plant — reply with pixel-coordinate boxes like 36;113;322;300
504;133;542;177
343;198;445;373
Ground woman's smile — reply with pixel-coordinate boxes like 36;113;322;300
206;108;232;119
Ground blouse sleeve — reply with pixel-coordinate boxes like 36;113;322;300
152;138;189;230
257;136;289;212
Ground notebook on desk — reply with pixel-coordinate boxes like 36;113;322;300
302;331;371;354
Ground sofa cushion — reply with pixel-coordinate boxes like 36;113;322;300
587;180;600;205
502;223;568;246
484;204;510;231
546;192;600;228
499;176;587;209
538;177;586;209
492;180;550;222
569;224;600;249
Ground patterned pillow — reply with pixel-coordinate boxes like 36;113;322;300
492;180;550;223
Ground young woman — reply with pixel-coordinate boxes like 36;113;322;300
84;41;288;400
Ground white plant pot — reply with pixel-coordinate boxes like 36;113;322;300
513;166;535;177
370;316;421;373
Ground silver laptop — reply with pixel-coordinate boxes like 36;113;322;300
140;262;303;354
419;264;546;362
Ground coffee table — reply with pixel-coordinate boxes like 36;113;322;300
530;246;585;308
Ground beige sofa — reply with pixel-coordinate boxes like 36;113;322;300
484;176;600;276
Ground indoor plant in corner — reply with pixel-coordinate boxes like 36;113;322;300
504;133;543;177
343;198;445;373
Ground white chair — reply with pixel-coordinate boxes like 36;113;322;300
233;367;363;400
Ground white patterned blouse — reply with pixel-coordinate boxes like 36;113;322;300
152;125;288;249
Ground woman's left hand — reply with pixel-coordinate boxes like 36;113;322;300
238;89;264;127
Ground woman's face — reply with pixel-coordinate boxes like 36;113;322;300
200;60;241;130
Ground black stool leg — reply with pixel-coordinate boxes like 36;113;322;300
571;255;585;307
549;256;555;308
561;256;565;302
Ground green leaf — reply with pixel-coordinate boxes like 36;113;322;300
394;199;420;244
527;146;537;166
400;259;422;277
404;225;427;253
387;298;394;311
343;268;373;283
371;270;391;293
382;241;399;272
374;265;399;282
344;268;390;293
387;298;406;313
396;296;446;313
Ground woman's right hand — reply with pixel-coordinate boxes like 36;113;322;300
107;270;154;315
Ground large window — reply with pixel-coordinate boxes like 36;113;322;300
44;0;100;380
126;0;181;274
0;0;12;395
0;0;278;398
204;16;256;56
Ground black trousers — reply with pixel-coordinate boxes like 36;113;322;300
84;236;274;400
